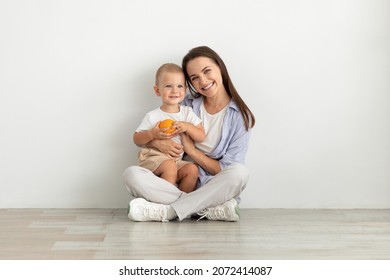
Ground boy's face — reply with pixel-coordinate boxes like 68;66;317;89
154;71;186;106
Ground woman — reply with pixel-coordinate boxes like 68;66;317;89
123;46;255;222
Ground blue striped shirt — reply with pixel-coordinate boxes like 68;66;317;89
182;94;251;187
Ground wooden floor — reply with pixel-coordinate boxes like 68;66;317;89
0;208;389;260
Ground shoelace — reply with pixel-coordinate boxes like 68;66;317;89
143;207;169;222
196;206;228;221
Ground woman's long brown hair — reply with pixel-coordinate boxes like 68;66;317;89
182;46;255;130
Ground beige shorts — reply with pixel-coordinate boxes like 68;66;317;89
138;148;191;172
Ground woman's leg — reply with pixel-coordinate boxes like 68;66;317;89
171;163;249;220
123;165;183;205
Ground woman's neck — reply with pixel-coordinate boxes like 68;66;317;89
203;91;230;114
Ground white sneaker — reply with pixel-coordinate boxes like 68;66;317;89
197;199;240;222
128;198;169;222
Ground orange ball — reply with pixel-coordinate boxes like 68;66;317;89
159;119;176;134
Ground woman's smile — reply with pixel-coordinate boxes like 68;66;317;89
202;82;214;91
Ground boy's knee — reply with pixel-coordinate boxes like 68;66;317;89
186;163;199;176
178;163;197;179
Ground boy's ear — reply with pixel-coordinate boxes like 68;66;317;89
153;85;160;96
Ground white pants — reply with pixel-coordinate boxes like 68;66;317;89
123;163;249;220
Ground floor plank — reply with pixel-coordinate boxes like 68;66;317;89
0;209;389;260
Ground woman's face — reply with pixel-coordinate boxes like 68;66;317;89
186;56;224;98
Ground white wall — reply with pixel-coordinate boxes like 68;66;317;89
1;0;389;208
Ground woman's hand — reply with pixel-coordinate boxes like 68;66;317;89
149;139;183;158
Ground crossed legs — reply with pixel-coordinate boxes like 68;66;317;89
123;163;249;221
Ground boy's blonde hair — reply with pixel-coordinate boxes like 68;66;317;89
155;63;183;85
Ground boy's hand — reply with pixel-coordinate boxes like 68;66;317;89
172;121;189;134
152;122;174;140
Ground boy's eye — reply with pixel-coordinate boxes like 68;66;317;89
178;85;184;88
165;85;172;88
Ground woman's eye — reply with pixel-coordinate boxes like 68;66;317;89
191;77;198;81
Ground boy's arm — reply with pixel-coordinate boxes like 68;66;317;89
133;122;172;145
133;130;155;146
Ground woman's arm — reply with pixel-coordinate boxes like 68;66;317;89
181;134;221;175
182;110;251;175
147;139;184;159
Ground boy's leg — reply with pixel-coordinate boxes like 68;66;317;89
177;163;198;193
153;159;177;186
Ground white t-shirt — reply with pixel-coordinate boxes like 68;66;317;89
136;106;202;145
195;101;228;155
